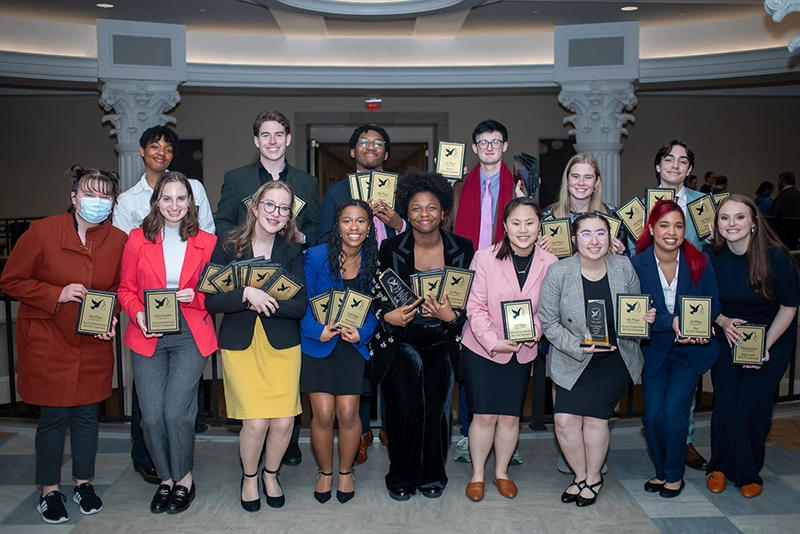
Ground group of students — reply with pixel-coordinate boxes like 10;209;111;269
1;115;797;525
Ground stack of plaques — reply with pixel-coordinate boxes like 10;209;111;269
310;288;373;329
347;171;398;207
409;266;475;312
196;257;303;300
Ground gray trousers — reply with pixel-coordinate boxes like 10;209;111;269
36;404;98;486
131;318;207;482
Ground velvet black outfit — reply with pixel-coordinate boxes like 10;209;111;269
370;229;474;495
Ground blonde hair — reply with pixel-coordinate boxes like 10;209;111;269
551;154;609;218
224;181;299;258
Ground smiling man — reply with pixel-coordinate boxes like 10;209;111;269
215;110;320;243
654;140;705;248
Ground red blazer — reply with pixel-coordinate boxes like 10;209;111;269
118;228;218;357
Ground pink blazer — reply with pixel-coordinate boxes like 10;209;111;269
462;244;558;364
118;228;218;357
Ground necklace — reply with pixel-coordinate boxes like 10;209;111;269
512;251;534;274
340;253;360;274
581;267;607;281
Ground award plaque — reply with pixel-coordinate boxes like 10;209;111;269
310;292;332;324
617;195;646;240
293;195;306;217
333;289;373;330
687;194;716;241
732;324;766;365
442;267;475;309
326;289;346;324
595;211;622;240
646;188;675;219
242;193;255;211
501;299;536;343
580;299;611;348
144;289;180;335
76;290;116;335
541;218;572;258
210;264;236;293
246;262;281;289
370;171;398;207
679;296;712;339
418;269;444;302
712;190;732;208
196;263;223;294
263;268;303;300
616;294;651;339
378;269;424;313
435;141;466;181
347;173;362;200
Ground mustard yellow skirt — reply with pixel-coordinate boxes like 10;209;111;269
221;321;302;420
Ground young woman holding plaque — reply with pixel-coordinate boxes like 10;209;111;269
205;181;306;511
538;153;628;256
118;172;217;515
460;197;558;502
370;170;474;501
630;200;721;498
539;213;644;507
299;198;379;504
704;195;799;498
0;166;126;524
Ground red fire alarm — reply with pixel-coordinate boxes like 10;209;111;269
365;98;381;112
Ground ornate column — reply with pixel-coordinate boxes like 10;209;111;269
99;79;181;191
558;80;637;206
765;0;800;52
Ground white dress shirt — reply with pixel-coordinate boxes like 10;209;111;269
113;173;215;235
655;250;680;314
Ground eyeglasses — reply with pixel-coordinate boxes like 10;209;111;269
260;200;291;217
357;138;385;149
661;155;690;166
577;230;608;240
476;139;503;149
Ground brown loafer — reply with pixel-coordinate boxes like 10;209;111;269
740;483;762;498
379;429;389;448
465;481;484;502
706;471;726;493
686;443;709;470
493;478;517;499
354;431;373;465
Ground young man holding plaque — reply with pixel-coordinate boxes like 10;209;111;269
0;166;127;524
539;213;644;507
118;172;218;514
631;200;721;498
460;197;557;502
705;195;800;498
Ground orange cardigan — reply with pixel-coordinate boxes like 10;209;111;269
118;227;218;357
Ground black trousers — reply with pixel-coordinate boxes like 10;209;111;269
707;332;793;486
383;324;454;493
36;404;99;487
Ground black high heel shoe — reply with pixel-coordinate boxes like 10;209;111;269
576;477;603;507
262;468;285;509
561;479;585;504
314;470;333;504
336;470;355;504
241;472;260;512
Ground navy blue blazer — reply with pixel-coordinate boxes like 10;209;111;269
299;243;378;360
631;245;721;377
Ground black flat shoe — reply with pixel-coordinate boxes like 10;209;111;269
388;488;412;501
336;470;355;504
241;472;260;513
262;468;285;509
659;479;685;499
281;442;302;466
576;477;603;507
561;479;585;504
418;485;443;499
644;479;666;493
166;482;195;514
149;484;172;514
134;462;160;485
314;470;332;504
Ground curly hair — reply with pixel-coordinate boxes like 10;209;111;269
348;124;391;159
225;181;300;258
139;125;179;156
142;172;199;243
326;199;379;291
395;168;454;219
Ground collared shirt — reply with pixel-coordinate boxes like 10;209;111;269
113;173;216;235
655;250;680;314
661;184;687;213
480;169;501;221
258;161;289;184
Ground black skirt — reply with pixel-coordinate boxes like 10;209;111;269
554;349;629;420
300;338;371;396
462;346;532;417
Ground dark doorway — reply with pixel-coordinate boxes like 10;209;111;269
171;139;204;183
538;138;577;209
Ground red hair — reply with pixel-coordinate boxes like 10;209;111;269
636;199;707;285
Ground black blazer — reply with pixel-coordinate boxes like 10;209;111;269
205;233;307;350
317;179;405;244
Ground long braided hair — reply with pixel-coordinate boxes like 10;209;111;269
326;199;379;291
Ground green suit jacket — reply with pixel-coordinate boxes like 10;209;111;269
215;161;320;245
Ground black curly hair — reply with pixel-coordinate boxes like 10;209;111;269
348;124;391;159
395;168;454;219
326;199;380;291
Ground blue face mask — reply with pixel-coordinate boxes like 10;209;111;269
78;197;113;224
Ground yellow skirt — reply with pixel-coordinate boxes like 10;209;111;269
221;321;302;420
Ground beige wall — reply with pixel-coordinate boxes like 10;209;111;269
1;91;798;218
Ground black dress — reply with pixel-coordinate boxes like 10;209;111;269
300;277;370;396
554;274;630;420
